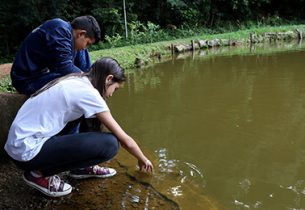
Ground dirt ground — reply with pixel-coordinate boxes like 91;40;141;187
0;155;179;210
0;63;12;79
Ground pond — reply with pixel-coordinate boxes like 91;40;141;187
109;40;305;209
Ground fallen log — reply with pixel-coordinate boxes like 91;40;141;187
296;29;303;40
170;29;303;54
174;44;193;53
263;31;298;42
197;40;208;48
220;39;231;46
207;39;221;47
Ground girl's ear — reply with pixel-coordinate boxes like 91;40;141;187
105;75;114;85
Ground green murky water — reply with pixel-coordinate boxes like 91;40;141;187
109;41;305;209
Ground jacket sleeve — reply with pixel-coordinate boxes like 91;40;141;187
46;26;82;75
74;49;92;72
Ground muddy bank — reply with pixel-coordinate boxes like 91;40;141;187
0;63;12;79
0;156;179;210
0;91;180;209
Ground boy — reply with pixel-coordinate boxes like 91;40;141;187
11;15;101;96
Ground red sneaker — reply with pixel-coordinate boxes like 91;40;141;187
23;171;72;197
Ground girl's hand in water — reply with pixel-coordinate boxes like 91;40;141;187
138;159;154;174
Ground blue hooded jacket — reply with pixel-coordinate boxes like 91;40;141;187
11;18;92;95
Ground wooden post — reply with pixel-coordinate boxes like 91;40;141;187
296;29;303;40
249;33;253;44
123;0;128;39
171;44;174;56
191;40;195;51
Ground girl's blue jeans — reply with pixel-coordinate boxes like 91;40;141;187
12;120;119;176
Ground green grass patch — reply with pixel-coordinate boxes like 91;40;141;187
90;43;168;71
0;76;14;92
1;24;305;92
91;24;305;71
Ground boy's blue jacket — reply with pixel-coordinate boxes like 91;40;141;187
11;18;91;90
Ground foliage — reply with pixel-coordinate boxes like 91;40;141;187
0;76;14;92
1;24;304;92
104;34;124;47
92;7;124;36
90;24;305;71
1;0;305;61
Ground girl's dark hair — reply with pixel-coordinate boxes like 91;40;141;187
71;15;101;43
88;57;126;97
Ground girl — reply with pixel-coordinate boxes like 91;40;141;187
4;57;153;197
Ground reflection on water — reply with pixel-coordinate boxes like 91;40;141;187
110;40;305;209
155;148;205;198
120;185;144;209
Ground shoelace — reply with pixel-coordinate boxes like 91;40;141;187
92;165;109;175
48;175;62;192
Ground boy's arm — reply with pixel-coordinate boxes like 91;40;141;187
47;26;82;75
74;49;92;72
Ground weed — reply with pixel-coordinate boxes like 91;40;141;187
0;76;14;92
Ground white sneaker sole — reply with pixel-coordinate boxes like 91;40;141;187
69;169;117;179
23;174;72;197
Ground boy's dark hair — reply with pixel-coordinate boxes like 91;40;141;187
71;15;101;43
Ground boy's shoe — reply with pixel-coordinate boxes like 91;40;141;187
23;171;72;197
69;165;116;179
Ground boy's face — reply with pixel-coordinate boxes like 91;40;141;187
73;30;95;51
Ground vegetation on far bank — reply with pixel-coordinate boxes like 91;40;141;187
90;24;305;70
1;24;305;92
2;0;305;60
0;76;15;92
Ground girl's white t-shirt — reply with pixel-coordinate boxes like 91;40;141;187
5;76;109;161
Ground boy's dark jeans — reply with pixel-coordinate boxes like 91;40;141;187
12;71;60;97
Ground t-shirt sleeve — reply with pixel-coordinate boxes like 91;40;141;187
75;88;109;118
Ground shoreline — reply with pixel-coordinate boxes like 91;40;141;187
1;25;305;209
90;24;305;71
1;25;304;81
0;155;180;210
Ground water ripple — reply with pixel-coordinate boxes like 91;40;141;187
155;148;206;198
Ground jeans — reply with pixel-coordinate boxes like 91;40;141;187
12;70;61;97
13;131;119;176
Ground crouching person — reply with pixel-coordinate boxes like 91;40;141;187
4;57;153;197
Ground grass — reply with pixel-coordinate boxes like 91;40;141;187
90;44;168;70
1;24;305;92
0;76;15;92
90;24;305;71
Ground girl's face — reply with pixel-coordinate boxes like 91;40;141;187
104;75;121;99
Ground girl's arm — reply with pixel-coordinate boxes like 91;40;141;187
96;111;153;173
